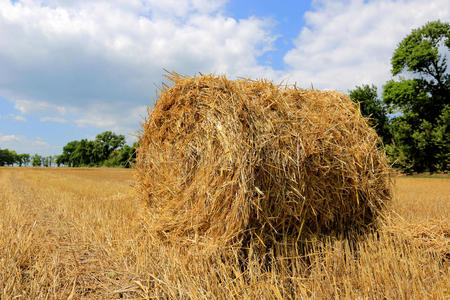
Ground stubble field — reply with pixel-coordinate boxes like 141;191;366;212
0;167;448;299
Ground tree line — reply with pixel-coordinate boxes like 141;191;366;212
0;131;137;168
0;150;57;167
348;20;449;174
0;149;29;166
55;131;137;168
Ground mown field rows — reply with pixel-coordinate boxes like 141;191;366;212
0;167;448;299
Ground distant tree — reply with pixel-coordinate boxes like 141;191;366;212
383;20;450;173
0;149;15;166
128;142;139;167
0;150;32;166
69;139;87;166
52;155;59;167
56;132;132;168
349;84;391;144
16;153;30;166
0;149;6;166
104;143;137;168
76;139;96;166
57;140;80;167
31;154;42;167
93;131;126;162
118;144;136;168
56;155;63;167
24;153;31;166
8;150;17;166
42;156;53;167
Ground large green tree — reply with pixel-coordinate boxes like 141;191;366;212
56;140;80;167
104;142;137;168
31;154;42;167
383;20;449;173
56;131;127;167
349;84;391;144
93;131;126;162
0;150;31;166
70;139;96;166
17;153;30;166
0;149;15;166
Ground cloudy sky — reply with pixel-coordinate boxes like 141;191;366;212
0;0;448;155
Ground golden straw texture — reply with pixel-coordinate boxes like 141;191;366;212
135;73;392;248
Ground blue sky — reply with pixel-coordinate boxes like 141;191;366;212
0;0;448;156
225;0;311;69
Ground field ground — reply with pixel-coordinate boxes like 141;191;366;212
0;167;449;299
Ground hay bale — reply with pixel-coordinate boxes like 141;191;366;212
135;73;391;247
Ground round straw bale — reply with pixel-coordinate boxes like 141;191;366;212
135;73;391;247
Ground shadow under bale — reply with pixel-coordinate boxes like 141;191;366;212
135;73;392;252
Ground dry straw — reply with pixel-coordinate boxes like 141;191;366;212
135;73;392;248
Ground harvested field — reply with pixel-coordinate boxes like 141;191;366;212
0;167;448;299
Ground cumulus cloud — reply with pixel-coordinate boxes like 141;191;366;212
0;0;276;126
0;113;27;122
40;116;68;123
0;134;20;142
72;103;148;141
13;115;27;121
283;0;450;91
0;133;56;155
14;99;67;115
0;0;283;141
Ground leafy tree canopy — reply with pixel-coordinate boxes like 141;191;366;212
31;154;42;167
383;20;449;173
56;131;133;168
0;149;31;166
391;20;449;86
0;149;16;166
94;131;126;162
349;84;391;144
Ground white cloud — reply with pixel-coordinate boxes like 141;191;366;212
75;117;116;129
1;113;28;122
13;115;27;122
0;0;280;139
72;103;147;138
13;99;67;115
32;138;50;147
141;0;228;17
0;133;55;155
0;0;276;106
0;134;20;142
0;113;27;122
40;116;68;123
283;0;450;91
